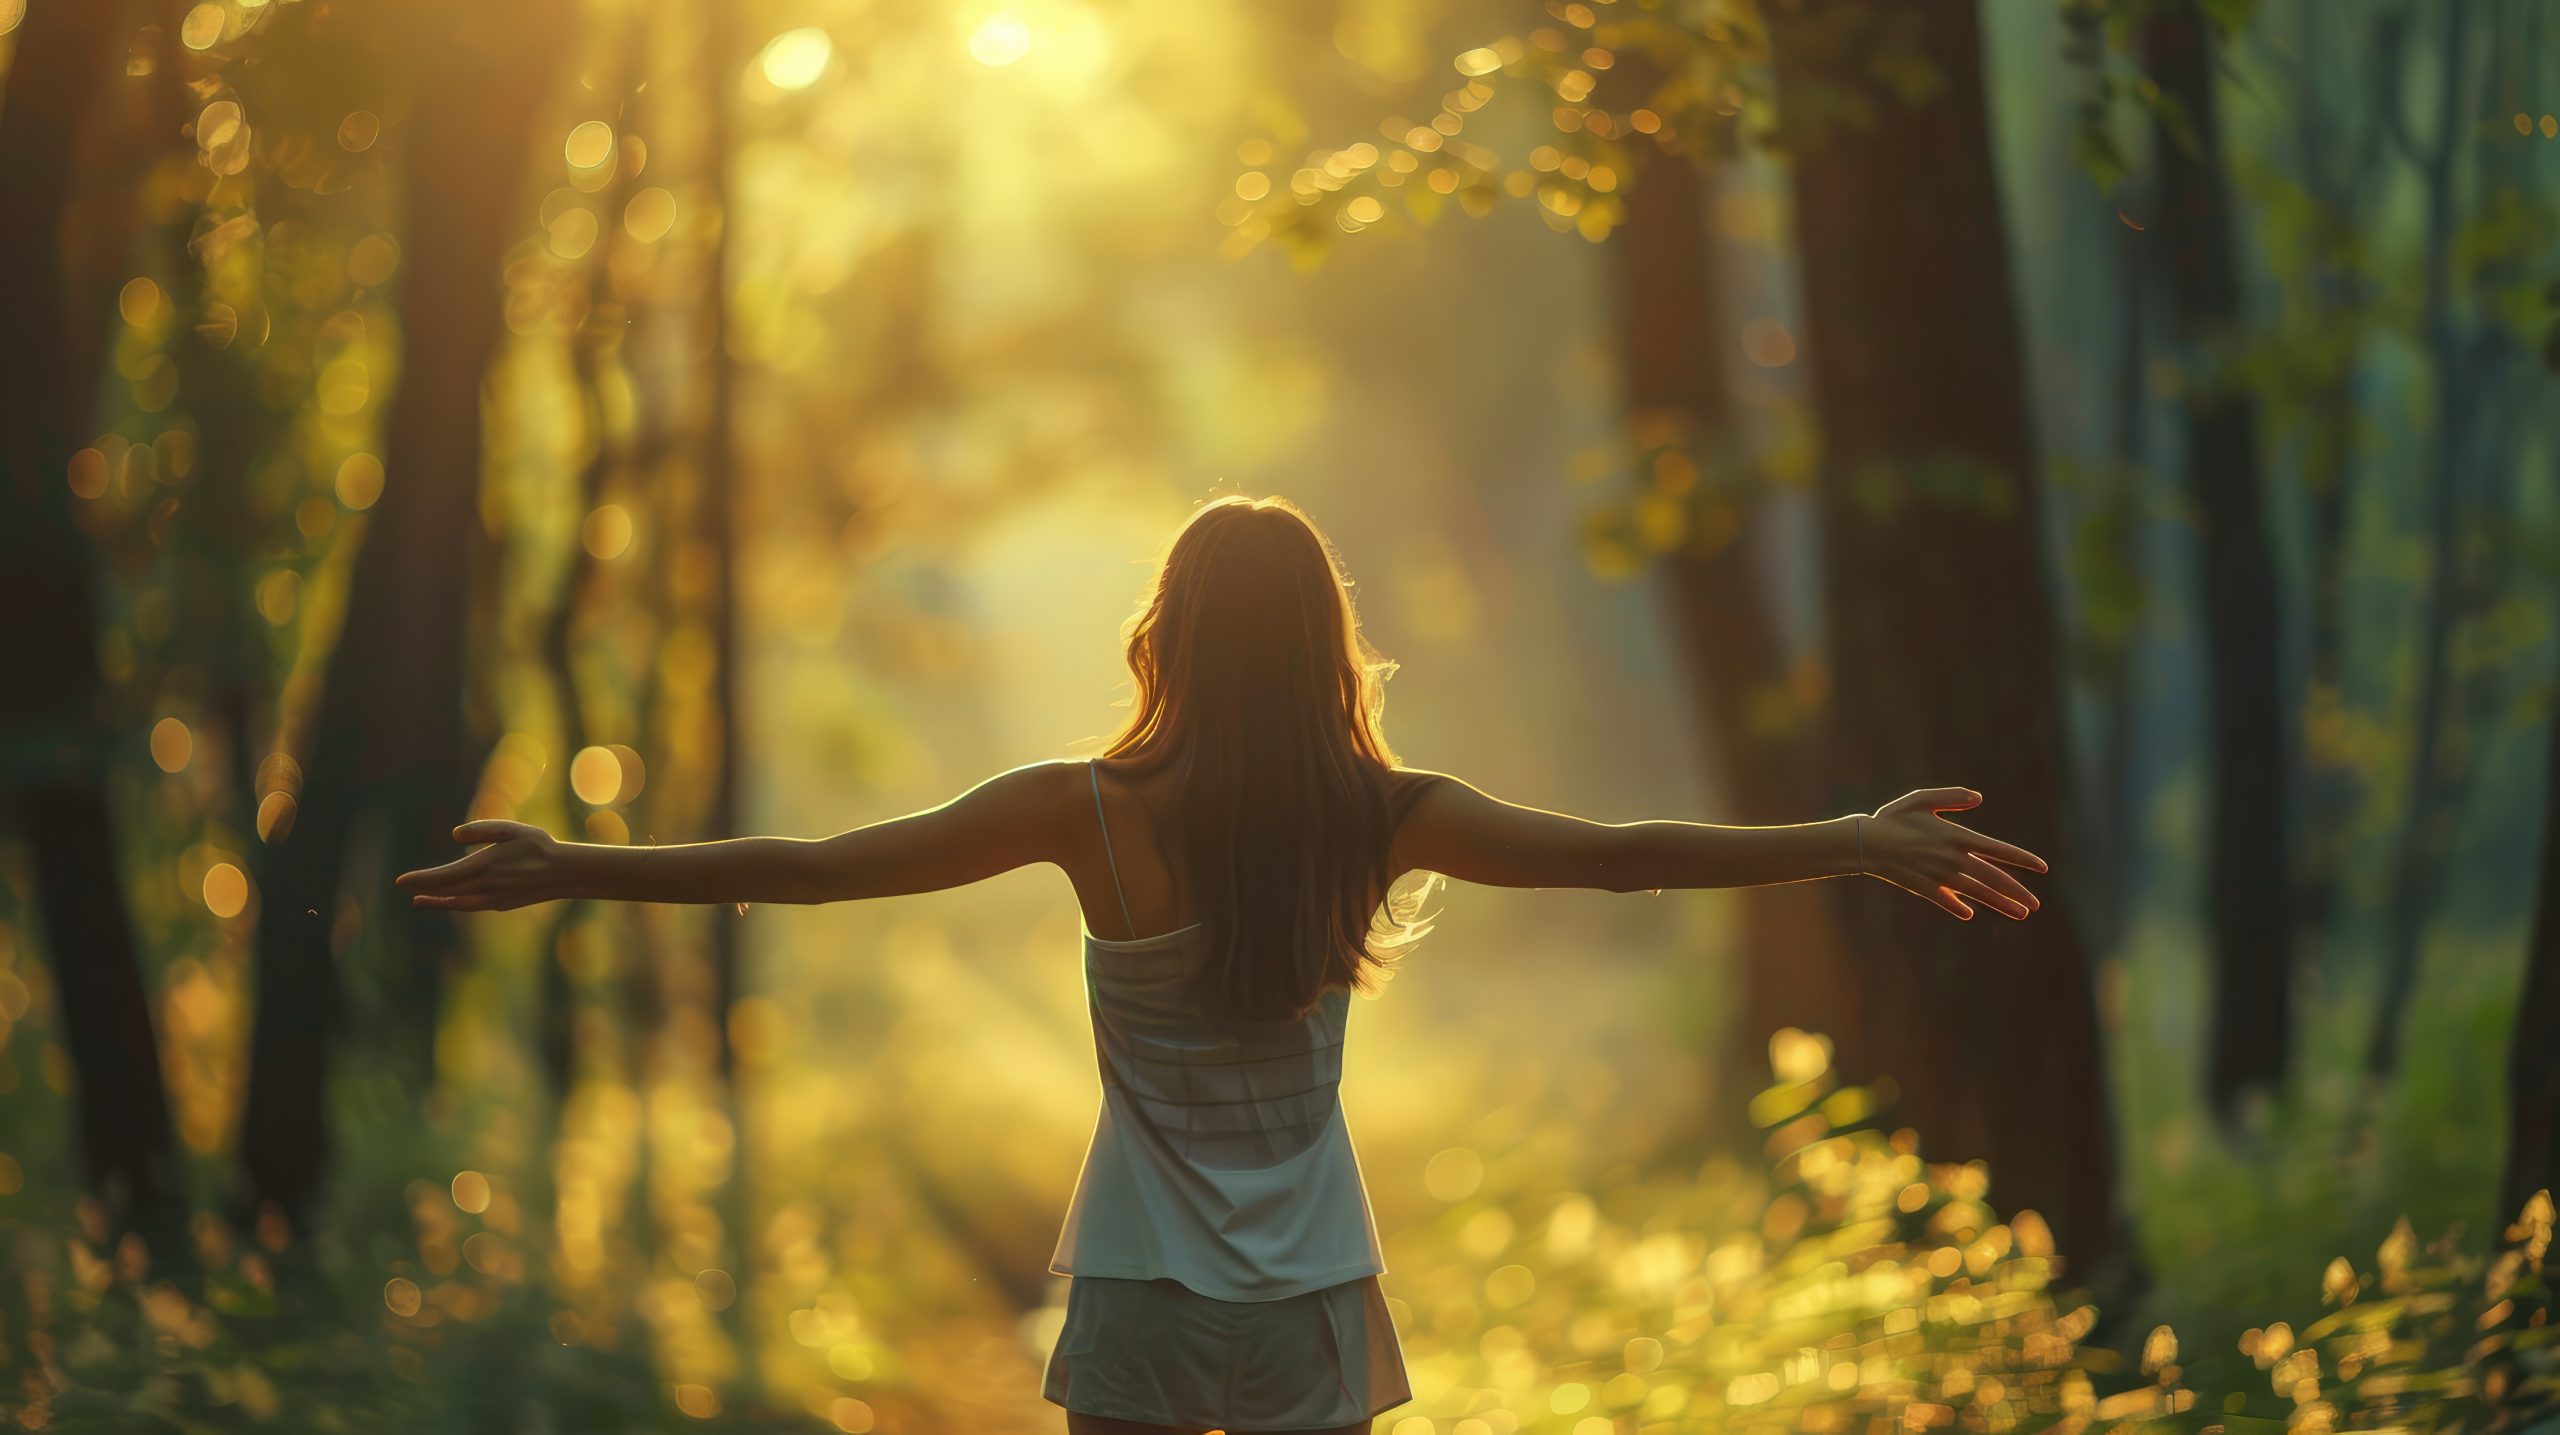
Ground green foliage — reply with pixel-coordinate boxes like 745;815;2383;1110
1377;1028;2560;1435
0;1203;788;1432
1570;401;1819;583
2056;0;2264;193
2047;456;2157;684
1221;1;1777;264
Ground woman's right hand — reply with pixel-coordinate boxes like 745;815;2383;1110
397;820;574;911
1859;788;2048;921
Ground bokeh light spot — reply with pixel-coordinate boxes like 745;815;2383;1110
348;233;400;287
451;1170;491;1214
549;207;599;261
297;496;335;538
829;1398;876;1433
335;453;385;510
826;1343;873;1379
1425;1146;1484;1201
564;120;614;170
383;1277;422;1317
583;503;634;560
673;1384;719;1418
203;863;249;920
256;569;301;625
0;0;24;37
625;187;676;243
150;717;193;774
119;277;163;328
197;99;250;175
694;1267;737;1311
338;110;380;152
759;27;833;90
256;790;297;842
570;746;623;806
68;447;109;499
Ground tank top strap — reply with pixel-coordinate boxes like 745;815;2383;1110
1088;760;1138;939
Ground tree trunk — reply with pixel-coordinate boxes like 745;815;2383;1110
0;0;184;1241
2143;2;2295;1121
2366;0;2476;1080
2282;0;2384;981
1766;0;2123;1279
1601;84;1856;1112
702;0;744;1082
237;0;573;1224
2506;692;2560;1225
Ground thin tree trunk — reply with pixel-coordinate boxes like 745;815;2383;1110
702;0;744;1082
2507;685;2560;1225
2081;211;2150;963
1602;54;1853;1114
540;25;650;1095
693;0;753;1379
1767;0;2123;1280
2143;2;2295;1120
2366;0;2476;1079
237;0;573;1224
0;0;184;1241
2284;1;2382;978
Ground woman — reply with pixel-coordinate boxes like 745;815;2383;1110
397;495;2049;1435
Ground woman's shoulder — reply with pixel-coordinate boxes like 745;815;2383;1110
967;759;1106;826
1382;766;1461;822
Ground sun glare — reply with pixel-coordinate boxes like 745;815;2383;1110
968;11;1032;67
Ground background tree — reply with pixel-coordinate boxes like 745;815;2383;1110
1764;0;2122;1276
0;0;183;1243
2365;0;2482;1080
1240;0;2126;1280
2507;698;2560;1226
239;0;574;1224
2140;0;2294;1122
1592;41;1856;1121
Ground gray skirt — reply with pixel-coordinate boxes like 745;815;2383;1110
1042;1274;1412;1430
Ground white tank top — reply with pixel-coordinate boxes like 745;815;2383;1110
1047;762;1388;1301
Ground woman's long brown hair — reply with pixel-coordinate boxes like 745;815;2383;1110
1103;496;1429;1021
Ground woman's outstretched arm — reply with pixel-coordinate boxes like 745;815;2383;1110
396;761;1073;911
1389;772;2049;921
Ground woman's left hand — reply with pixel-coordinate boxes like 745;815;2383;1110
1859;787;2048;921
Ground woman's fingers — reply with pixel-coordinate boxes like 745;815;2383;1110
1957;853;2039;913
1949;869;2031;921
412;892;509;911
1902;787;1981;813
1943;819;2049;873
453;820;524;846
396;844;499;892
1888;874;1973;919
